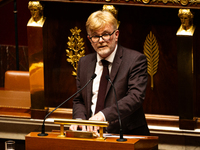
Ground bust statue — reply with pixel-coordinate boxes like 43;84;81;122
177;9;195;36
27;1;45;27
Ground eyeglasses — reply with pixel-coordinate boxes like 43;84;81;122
89;30;116;43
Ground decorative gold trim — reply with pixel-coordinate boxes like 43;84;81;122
162;0;168;4
180;0;189;5
142;0;151;3
143;31;159;90
97;0;200;6
54;119;109;140
66;27;85;77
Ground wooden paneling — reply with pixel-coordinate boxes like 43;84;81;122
0;107;31;118
41;2;200;117
118;6;179;115
43;2;99;108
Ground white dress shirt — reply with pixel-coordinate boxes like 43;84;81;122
91;45;118;119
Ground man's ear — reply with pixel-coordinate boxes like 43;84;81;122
115;30;119;41
87;35;91;41
115;30;119;37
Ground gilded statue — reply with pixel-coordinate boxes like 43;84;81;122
102;5;118;18
177;9;195;36
102;5;120;28
27;1;45;27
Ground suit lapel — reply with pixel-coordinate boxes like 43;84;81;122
86;55;97;113
106;45;123;95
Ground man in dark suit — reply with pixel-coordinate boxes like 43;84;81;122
70;10;149;135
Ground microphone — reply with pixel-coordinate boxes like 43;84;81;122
38;73;97;136
106;75;127;142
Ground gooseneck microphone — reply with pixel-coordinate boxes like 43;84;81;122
106;75;127;142
38;74;97;136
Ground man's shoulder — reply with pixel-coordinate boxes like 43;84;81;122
80;52;96;61
119;45;144;57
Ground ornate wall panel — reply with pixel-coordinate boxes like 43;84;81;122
30;1;200;118
117;5;179;115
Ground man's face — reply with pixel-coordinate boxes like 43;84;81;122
180;14;191;30
88;24;119;58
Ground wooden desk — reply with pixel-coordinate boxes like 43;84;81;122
25;132;158;150
0;90;30;108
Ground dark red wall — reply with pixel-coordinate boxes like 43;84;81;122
0;0;30;46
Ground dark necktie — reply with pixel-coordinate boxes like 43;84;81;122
95;60;109;114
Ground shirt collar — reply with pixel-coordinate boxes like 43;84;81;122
97;44;118;65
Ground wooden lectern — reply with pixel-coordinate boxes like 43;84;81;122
25;132;158;150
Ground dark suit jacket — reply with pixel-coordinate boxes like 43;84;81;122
72;45;148;134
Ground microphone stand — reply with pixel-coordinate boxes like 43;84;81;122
38;74;97;136
106;75;127;142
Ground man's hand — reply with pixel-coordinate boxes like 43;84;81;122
69;112;105;133
87;112;105;133
89;112;105;121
